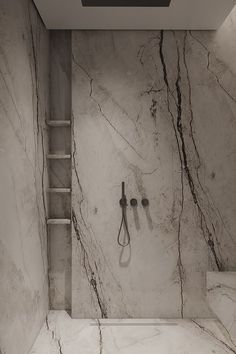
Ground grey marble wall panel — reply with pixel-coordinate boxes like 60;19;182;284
0;0;50;353
71;12;236;318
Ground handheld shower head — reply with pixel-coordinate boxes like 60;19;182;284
119;181;127;207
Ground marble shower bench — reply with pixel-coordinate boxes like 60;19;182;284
207;272;236;346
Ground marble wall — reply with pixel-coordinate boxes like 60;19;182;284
72;9;236;318
0;0;49;353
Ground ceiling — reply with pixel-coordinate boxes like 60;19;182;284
33;0;236;30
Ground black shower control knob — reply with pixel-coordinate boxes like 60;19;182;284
141;198;149;207
130;198;138;207
119;197;127;207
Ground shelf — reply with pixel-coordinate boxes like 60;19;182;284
47;188;71;193
46;120;71;127
47;154;71;159
47;219;71;225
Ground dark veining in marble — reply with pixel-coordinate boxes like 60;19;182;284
28;3;40;135
72;112;129;318
208;283;236;292
72;29;236;318
72;129;107;316
46;316;63;354
159;31;224;272
97;319;104;354
159;30;185;317
192;320;236;354
29;4;48;275
72;55;144;160
208;283;236;304
189;31;236;105
0;1;49;352
0;65;34;169
72;210;108;318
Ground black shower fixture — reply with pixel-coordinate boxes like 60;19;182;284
118;182;131;247
141;198;149;207
81;0;171;7
130;198;138;207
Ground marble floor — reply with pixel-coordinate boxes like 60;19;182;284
30;311;236;354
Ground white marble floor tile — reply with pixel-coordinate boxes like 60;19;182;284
30;311;236;354
207;272;236;346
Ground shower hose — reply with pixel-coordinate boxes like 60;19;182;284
117;182;131;247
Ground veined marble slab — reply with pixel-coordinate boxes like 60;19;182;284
0;0;49;353
72;28;236;318
30;310;236;354
207;272;236;345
